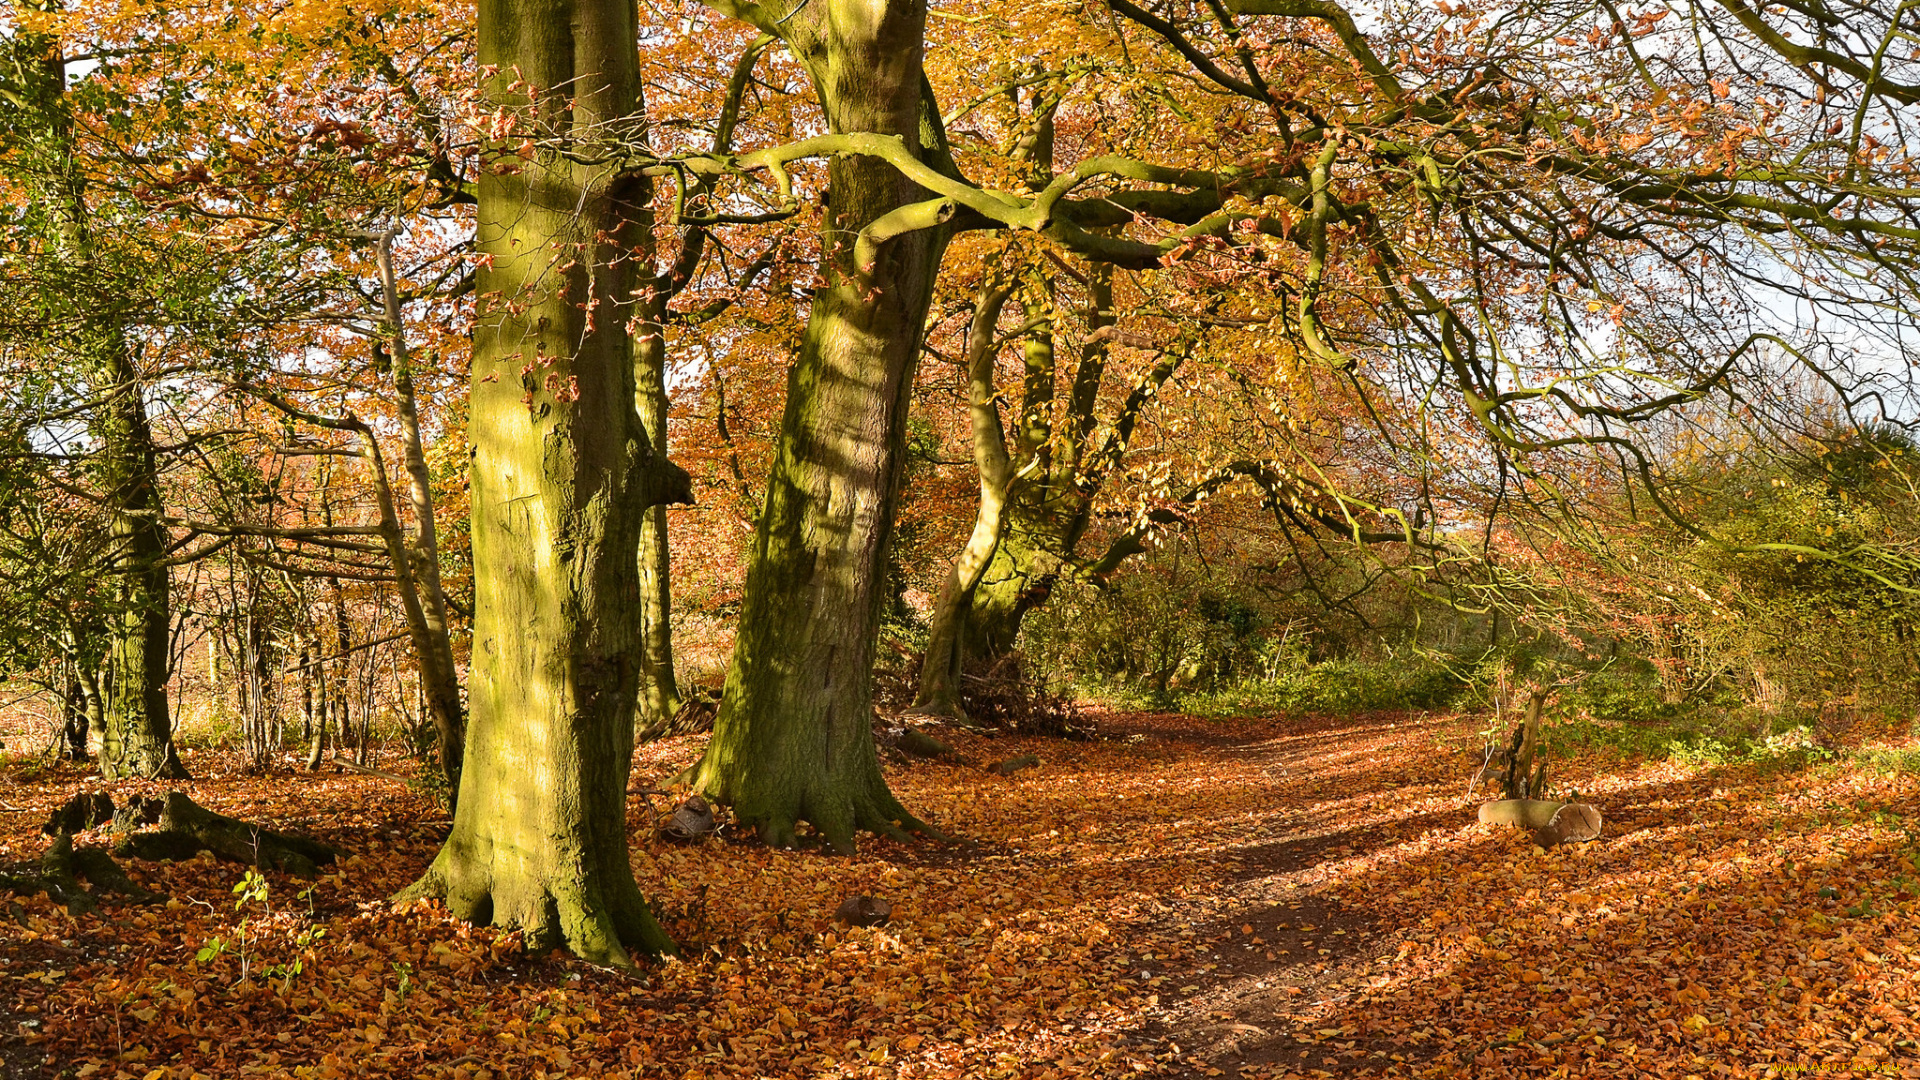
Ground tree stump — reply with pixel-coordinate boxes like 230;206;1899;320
41;793;115;837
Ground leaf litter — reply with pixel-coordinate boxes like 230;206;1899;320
2;709;1917;1079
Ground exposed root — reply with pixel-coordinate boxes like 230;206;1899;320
41;793;115;836
399;856;676;970
1;834;160;915
71;847;162;903
114;791;338;877
735;780;947;855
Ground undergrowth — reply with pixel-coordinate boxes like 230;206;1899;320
1176;656;1465;718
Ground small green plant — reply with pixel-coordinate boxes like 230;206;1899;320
261;923;326;994
392;961;414;1001
194;868;325;990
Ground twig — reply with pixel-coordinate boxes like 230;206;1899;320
1466;743;1496;802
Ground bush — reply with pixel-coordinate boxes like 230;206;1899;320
1023;561;1321;705
1179;655;1465;717
1855;746;1920;776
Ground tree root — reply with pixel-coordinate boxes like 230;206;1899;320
0;833;160;915
6;791;336;915
114;791;339;877
399;853;677;970
41;793;115;836
746;784;948;854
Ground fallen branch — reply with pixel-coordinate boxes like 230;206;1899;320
329;756;412;783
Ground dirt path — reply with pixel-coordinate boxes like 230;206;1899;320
1107;714;1455;1077
1101;711;1920;1079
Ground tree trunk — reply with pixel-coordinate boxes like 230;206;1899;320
689;0;953;853
401;0;684;968
636;504;682;725
956;263;1119;665
86;298;185;780
634;281;681;727
911;273;1018;720
60;671;89;761
963;516;1066;661
305;667;329;772
373;234;468;802
9;13;186;781
76;662;106;756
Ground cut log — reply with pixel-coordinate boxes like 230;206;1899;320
1477;799;1566;830
1533;803;1604;848
112;792;338;877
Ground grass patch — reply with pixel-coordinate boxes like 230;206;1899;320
1856;746;1920;776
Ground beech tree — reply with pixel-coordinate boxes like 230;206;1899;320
399;0;687;966
682;0;961;850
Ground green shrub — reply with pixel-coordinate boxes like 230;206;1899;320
1178;655;1466;718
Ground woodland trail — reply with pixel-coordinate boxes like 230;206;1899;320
2;709;1918;1079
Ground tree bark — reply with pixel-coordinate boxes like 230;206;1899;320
688;0;954;852
401;0;686;968
634;293;681;727
60;669;89;761
373;234;468;801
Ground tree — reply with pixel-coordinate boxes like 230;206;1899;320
3;2;188;779
399;0;687;966
684;0;959;850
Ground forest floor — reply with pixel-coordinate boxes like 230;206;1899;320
2;708;1919;1079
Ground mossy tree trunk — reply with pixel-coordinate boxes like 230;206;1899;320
400;0;684;968
953;263;1206;667
690;0;953;852
634;342;682;728
8;10;185;781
